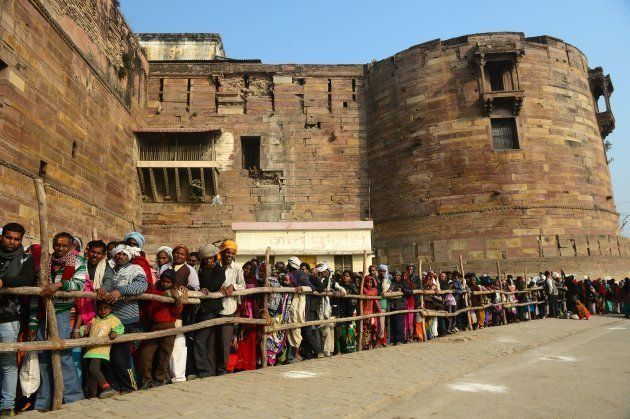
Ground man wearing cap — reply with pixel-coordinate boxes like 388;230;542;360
98;244;148;393
211;240;245;375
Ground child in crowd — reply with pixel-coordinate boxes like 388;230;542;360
81;300;123;399
140;269;182;389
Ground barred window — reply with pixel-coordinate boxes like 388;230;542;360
485;62;513;92
491;118;519;150
334;255;353;272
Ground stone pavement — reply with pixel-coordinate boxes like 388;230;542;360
28;316;629;418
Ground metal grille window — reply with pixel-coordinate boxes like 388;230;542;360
491;118;519;150
334;255;353;272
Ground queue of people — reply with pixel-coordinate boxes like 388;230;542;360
0;222;628;415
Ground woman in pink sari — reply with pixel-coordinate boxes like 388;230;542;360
361;274;380;349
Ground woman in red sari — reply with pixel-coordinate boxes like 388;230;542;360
234;261;260;371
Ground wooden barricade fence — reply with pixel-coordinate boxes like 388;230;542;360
0;265;567;410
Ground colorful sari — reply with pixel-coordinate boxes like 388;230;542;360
266;277;292;365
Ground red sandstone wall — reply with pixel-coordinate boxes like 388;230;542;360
0;0;147;244
365;33;623;270
140;63;368;254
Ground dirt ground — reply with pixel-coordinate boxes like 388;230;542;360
29;315;629;418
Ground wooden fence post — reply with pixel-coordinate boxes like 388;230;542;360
34;178;63;410
496;261;507;325
260;247;271;368
357;250;368;351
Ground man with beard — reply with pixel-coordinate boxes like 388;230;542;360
0;223;36;415
30;232;86;410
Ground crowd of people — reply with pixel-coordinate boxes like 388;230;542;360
0;221;628;415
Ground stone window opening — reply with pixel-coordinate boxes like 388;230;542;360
71;141;78;159
158;78;164;102
485;61;513;92
491;118;519;150
0;59;7;72
241;136;261;171
185;78;192;112
475;43;525;117
38;160;47;178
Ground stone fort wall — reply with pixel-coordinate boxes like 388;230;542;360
0;0;147;244
364;32;628;277
139;62;368;255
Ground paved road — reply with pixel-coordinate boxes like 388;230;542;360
30;315;629;418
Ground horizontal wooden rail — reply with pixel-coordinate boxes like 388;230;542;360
0;317;266;353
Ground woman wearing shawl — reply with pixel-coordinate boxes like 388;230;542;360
401;271;415;342
336;270;358;353
376;265;391;346
361;272;380;349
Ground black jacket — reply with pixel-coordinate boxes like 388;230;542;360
198;265;225;314
389;279;413;311
0;248;36;323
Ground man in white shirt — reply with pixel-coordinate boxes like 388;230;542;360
215;240;245;374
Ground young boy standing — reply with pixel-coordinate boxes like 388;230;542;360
81;300;123;399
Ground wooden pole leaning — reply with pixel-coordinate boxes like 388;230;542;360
496;261;507;325
260;247;272;368
357;249;368;352
34;178;63;411
459;255;473;330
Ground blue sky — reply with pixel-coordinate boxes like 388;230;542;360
121;0;630;234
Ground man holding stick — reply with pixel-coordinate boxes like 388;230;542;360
29;232;86;410
0;223;36;415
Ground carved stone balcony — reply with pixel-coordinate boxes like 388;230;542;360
596;110;615;139
481;90;525;117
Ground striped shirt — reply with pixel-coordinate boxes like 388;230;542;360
102;262;148;324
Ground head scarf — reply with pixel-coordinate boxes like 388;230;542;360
155;246;173;265
198;243;219;260
73;236;83;252
124;232;145;249
111;244;140;260
315;262;331;273
287;256;302;271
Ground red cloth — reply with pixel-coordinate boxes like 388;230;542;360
146;290;182;323
132;256;154;289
